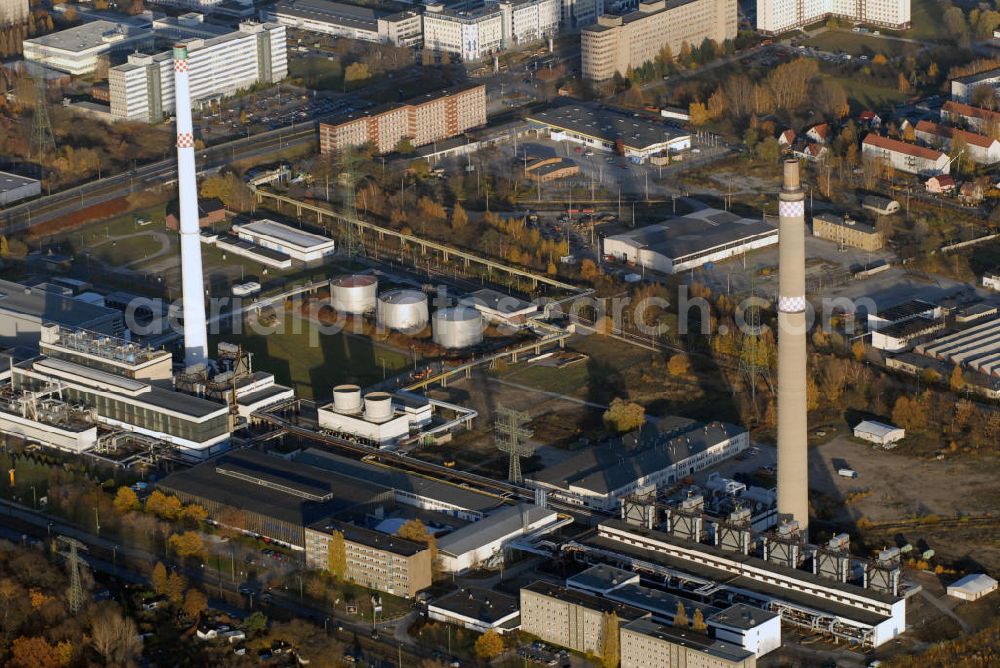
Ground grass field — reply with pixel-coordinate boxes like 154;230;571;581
211;326;411;400
65;203;169;249
91;233;167;267
804;31;913;57
826;75;908;110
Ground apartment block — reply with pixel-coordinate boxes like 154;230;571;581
914;120;1000;165
581;0;737;82
519;582;647;655
304;521;433;598
621;618;756;668
812;214;884;252
109;22;288;122
861;134;949;176
319;85;486;155
756;0;910;34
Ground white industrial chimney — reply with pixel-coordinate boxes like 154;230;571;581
173;44;208;367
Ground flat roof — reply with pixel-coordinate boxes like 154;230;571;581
530;420;744;495
622;617;754;663
566;563;638;592
608;583;720;622
0;171;39;192
430;587;519;623
876;317;944;339
25;20;148;52
0;279;120;329
237;384;294;407
214;233;292;262
461;289;537;316
238;219;335;252
707;602;779;630
813;213;878;235
522;581;648;620
34;357;147;393
294;448;502;513
271;0;381;31
159;450;385;527
874;299;937;322
606;211;776;262
313;519;428;556
437;504;556;556
527;103;688;151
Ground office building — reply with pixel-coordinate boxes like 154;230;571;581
0;171;41;206
862;134;949;176
319;84;486;155
520;581;647;655
23;20;153;75
756;0;910;34
812;214;884;252
109;22;287;122
428;587;520;634
264;0;422;47
581;0;737;81
233;219;336;264
527;103;690;161
914;120;1000;165
526;418;747;511
620;618;756;668
304;519;433;597
0;280;125;349
422;0;559;62
602;209;775;274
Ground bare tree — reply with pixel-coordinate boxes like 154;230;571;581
91;603;142;667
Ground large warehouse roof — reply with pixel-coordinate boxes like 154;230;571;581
605;210;776;263
0;279;120;329
527;103;687;150
437;504;555;557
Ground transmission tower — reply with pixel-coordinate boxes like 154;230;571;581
58;536;88;614
495;405;533;484
338;148;364;258
737;256;773;414
30;71;55;160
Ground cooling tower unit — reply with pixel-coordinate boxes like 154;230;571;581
377;290;429;333
331;275;378;314
332;384;362;414
364;392;394;423
432;307;483;349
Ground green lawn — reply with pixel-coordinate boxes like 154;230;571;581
67;203;169;250
501;360;590;398
211;326;410;400
826;75;908;110
804;31;912;57
92;233;167;267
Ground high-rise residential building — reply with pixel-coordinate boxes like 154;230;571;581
756;0;910;35
109;22;287;122
422;0;559;62
319;84;486;155
580;0;737;82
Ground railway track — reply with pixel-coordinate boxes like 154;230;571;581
865;516;998;533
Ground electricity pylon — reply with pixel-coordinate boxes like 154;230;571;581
495;406;533;484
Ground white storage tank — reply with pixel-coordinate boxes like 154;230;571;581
332;384;362;414
377;289;429;333
433;307;483;349
331;275;378;314
364;392;394;423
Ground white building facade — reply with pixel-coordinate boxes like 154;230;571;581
757;0;910;34
862;134;950;176
109;22;287;122
423;0;558;61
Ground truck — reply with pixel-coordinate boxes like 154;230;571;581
838;468;858;479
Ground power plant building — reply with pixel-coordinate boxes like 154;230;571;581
620;618;756;668
602;209;777;274
580;0;737;82
109;22;288;122
233;219;336;264
756;0;910;34
0;171;41;206
319;85;486;155
0;279;125;349
316;388;433;445
436;504;559;572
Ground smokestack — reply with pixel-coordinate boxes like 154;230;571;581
776;159;809;538
173;44;208;367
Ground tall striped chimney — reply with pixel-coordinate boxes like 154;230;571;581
173;44;208;367
776;158;809;537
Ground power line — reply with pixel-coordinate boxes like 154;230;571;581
30;71;55;160
494;405;533;484
58;536;88;614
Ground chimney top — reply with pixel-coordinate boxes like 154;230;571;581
782;159;800;192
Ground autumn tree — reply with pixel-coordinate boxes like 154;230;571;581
113;486;140;513
851;339;866;362
667;354;691;378
166;571;187;605
600;611;619;668
892;396;926;432
580;258;601;281
673;600;688;627
179;503;208;524
692;608;707;633
152;562;168;595
328;530;347;580
474;629;505;659
245;611;268;636
183;588;208;620
949;365;966;392
603;398;645;434
168;531;206;559
344;62;370;84
145;490;181;520
9;636;69;668
451;201;468;231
